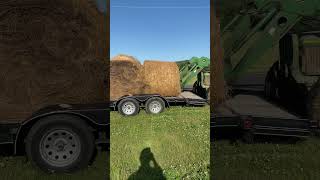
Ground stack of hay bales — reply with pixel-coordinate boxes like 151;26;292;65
110;55;181;101
0;0;108;122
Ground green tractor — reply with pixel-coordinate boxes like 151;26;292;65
218;0;320;126
176;57;210;100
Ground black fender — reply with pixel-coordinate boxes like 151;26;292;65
14;110;109;154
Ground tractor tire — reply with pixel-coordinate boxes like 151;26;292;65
193;81;208;99
145;97;165;114
264;62;279;100
118;98;140;116
25;115;95;173
308;79;320;128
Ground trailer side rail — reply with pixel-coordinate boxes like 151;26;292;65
212;114;310;137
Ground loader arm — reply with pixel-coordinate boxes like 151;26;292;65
178;57;210;89
223;0;320;82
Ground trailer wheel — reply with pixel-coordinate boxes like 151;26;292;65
118;98;140;116
25;115;94;173
145;97;165;114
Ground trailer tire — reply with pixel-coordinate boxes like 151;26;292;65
118;98;140;116
145;97;165;114
25;115;94;173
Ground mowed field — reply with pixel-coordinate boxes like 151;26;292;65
0;148;108;180
110;106;210;180
212;137;320;180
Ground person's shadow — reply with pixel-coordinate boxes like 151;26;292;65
128;147;166;180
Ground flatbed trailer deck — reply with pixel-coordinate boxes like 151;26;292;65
211;95;311;139
164;91;208;106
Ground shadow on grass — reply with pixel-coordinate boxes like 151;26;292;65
128;147;166;180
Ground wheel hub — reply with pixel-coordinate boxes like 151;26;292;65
122;102;136;115
55;139;67;151
40;129;81;167
149;101;162;113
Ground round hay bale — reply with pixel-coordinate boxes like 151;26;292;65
143;61;181;97
211;12;226;111
110;60;147;101
111;54;140;64
0;0;108;122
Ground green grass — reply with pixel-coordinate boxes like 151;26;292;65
212;137;320;180
0;151;108;180
110;106;210;180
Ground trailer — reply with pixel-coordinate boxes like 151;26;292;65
0;103;109;173
211;94;311;142
110;91;207;116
